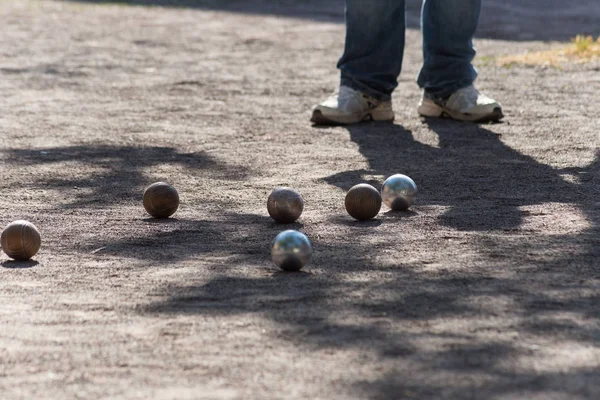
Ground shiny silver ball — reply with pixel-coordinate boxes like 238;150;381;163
381;174;417;211
271;230;312;271
267;187;304;223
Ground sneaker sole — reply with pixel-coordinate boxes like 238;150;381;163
311;109;395;126
418;102;504;123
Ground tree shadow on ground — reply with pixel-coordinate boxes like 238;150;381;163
139;120;599;397
143;240;599;397
356;366;600;400
63;0;345;23
2;145;247;210
63;0;600;41
84;212;296;263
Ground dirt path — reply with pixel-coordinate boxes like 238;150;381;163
0;1;599;399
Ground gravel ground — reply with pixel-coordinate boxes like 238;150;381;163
0;1;599;399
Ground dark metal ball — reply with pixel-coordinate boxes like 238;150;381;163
1;220;41;261
271;230;312;271
381;174;417;211
267;187;304;223
345;183;382;221
143;182;179;218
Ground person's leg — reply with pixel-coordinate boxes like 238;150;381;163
338;0;406;101
416;0;503;122
417;0;480;98
311;0;405;125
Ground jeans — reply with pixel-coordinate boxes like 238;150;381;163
338;0;481;101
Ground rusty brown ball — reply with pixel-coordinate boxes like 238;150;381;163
345;183;382;221
143;182;179;218
1;220;42;261
267;187;304;223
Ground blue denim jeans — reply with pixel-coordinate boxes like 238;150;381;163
338;0;481;101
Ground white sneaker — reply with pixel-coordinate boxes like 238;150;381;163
418;85;503;122
311;86;395;125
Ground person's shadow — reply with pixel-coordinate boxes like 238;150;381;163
324;119;592;233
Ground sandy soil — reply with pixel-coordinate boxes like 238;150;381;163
0;1;599;399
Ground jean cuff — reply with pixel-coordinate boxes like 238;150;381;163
340;74;391;101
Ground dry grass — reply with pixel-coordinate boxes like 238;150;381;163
496;35;600;67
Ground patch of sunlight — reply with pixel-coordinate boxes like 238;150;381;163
519;203;590;235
